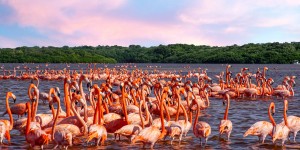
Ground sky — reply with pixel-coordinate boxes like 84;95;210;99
0;0;300;48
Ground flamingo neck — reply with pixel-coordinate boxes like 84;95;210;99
93;102;99;124
268;103;276;126
180;104;188;123
33;89;39;122
79;77;85;100
132;92;138;106
50;105;56;118
160;93;166;132
224;94;230;120
89;90;96;110
5;93;13;129
139;102;144;129
163;102;171;121
193;101;200;131
98;92;104;125
175;92;181;121
284;100;288;127
154;90;161;106
121;87;129;124
144;100;150;125
103;100;109;114
186;92;193;122
226;67;230;86
26;103;31;135
64;81;71;117
51;95;60;140
71;100;88;135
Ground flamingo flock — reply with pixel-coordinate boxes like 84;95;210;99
0;63;299;149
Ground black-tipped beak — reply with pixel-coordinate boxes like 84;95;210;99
223;101;225;106
31;98;37;102
49;104;52;110
57;93;61;97
75;101;78;105
272;112;275;116
13;98;16;103
149;104;153;109
87;82;92;90
81;105;84;110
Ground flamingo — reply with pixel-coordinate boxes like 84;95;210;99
0;92;16;144
39;87;60;104
219;94;233;141
28;83;54;129
167;87;191;144
51;92;88;149
243;102;276;143
25;102;51;149
272;100;290;146
132;86;168;148
191;99;211;145
86;86;107;146
2;102;27;118
114;101;144;142
281;100;300;142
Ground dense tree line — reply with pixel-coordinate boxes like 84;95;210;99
0;42;300;63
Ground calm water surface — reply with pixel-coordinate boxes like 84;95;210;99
0;63;300;149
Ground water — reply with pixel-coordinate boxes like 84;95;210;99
0;63;300;149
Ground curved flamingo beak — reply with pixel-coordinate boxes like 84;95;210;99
87;82;92;91
219;126;225;134
13;98;16;103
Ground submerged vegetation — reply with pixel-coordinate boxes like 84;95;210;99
0;42;300;63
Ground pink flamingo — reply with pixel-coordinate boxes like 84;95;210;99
219;94;233;141
191;99;211;145
244;102;276;143
272;100;290;146
0;92;16;144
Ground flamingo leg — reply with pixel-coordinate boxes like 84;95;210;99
293;131;298;142
96;138;100;146
200;138;202;146
227;131;231;141
261;135;267;143
179;133;182;144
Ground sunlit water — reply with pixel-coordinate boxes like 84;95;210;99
0;63;300;149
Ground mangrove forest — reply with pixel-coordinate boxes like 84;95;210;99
0;42;300;64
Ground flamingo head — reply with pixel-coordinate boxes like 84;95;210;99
9;93;17;103
65;132;73;146
87;81;92;92
55;87;61;97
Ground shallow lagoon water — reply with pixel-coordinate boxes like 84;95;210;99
0;63;300;149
